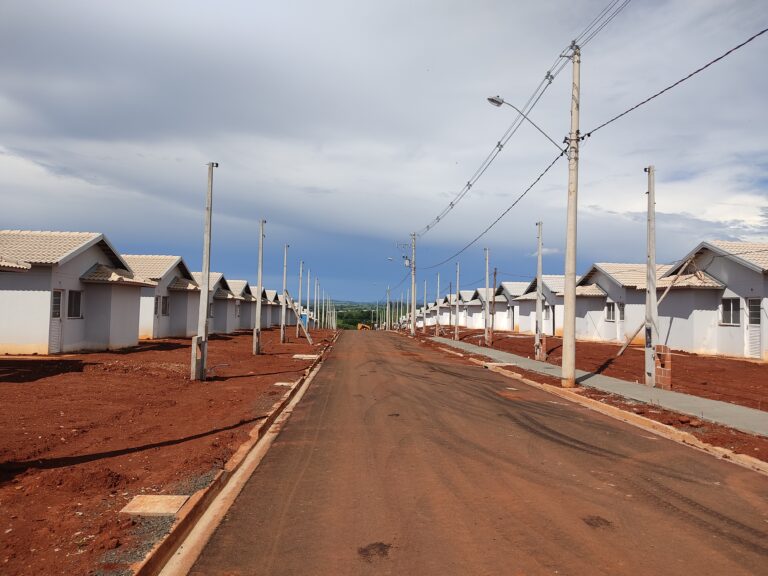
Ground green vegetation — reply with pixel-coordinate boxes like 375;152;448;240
334;301;380;330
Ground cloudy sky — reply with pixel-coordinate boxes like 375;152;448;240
2;0;766;301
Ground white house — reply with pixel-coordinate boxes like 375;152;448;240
438;294;457;327
0;230;155;354
122;255;199;339
228;280;257;330
455;290;475;327
662;240;768;360
495;281;529;332
515;275;564;336
192;272;238;335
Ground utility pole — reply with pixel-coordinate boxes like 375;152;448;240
484;248;490;346
386;286;390;330
306;268;311;334
253;219;265;355
561;42;581;388
406;288;410;331
491;268;497;345
410;232;417;336
535;221;545;361
455;262;460;341
423;279;427;333
191;161;217;381
296;260;303;338
435;273;440;337
645;165;659;387
280;244;289;343
448;281;453;332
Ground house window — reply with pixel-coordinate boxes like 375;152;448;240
67;291;82;318
161;296;169;316
51;290;62;319
721;298;740;325
617;303;625;322
747;299;761;326
235;300;241;318
544;306;551;321
208;303;214;318
154;296;160;316
606;303;616;322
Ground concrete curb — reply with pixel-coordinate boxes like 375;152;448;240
472;359;768;477
130;332;341;576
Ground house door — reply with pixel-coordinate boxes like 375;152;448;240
49;290;63;354
747;298;761;358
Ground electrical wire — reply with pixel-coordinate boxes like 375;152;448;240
421;151;566;270
582;25;768;139
414;0;632;238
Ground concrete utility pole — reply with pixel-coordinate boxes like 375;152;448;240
455;262;460;341
253;219;265;355
296;260;303;338
314;278;319;329
561;43;581;388
191;161;217;381
306;268;311;334
406;289;410;331
484;248;490;346
435;273;440;337
280;244;289;343
386;286;390;330
645;165;659;387
410;232;417;336
448;281;453;331
423;279;427;334
535;221;545;361
491;268;497;344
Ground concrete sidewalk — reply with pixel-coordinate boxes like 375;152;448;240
432;336;768;437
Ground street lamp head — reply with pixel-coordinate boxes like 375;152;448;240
487;96;504;107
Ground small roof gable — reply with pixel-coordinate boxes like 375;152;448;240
80;264;156;287
497;281;529;298
473;287;506;303
580;263;672;290
168;277;199;291
263;289;278;303
122;255;188;281
0;255;32;272
228;279;257;301
458;290;475;302
668;240;768;276
192;271;226;289
0;230;126;269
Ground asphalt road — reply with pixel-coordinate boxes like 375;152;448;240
190;331;768;575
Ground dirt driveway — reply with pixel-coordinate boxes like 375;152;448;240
0;328;334;576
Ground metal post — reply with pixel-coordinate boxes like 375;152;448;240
280;244;289;343
535;221;545;361
191;161;217;380
455;262;460;341
296;260;303;338
253;219;265;355
484;247;490;345
435;273;440;337
561;43;581;388
410;232;417;336
645;165;659;386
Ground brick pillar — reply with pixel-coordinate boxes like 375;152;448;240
655;344;672;390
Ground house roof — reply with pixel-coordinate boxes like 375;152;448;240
263;289;278;303
657;272;723;289
580;263;673;289
228;279;257;301
667;240;768;276
458;290;475;302
497;281;529;298
0;256;32;272
192;271;225;289
80;264;156;287
0;230;126;269
473;288;506;303
167;277;199;291
122;255;193;281
558;283;607;297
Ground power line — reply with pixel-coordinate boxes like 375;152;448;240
422;151;566;270
414;0;632;238
582;25;768;139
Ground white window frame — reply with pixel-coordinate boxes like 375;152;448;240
161;296;169;316
617;302;625;322
51;290;63;319
67;290;83;319
721;298;740;326
606;302;616;322
208;302;214;318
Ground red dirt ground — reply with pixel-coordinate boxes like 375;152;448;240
0;328;335;576
435;327;767;411
411;330;768;465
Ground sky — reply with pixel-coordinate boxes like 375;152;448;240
1;0;767;301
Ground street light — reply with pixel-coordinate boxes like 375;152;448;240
487;96;564;153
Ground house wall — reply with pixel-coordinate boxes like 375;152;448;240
169;291;199;338
213;299;237;334
109;285;141;348
0;266;52;354
467;304;485;329
492;302;512;331
575;297;606;341
239;301;254;330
